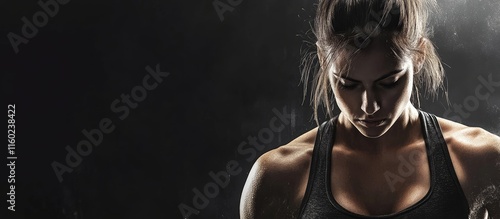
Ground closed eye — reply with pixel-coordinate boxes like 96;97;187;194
379;79;400;88
339;83;358;90
337;79;359;90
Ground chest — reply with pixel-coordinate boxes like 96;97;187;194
329;145;431;216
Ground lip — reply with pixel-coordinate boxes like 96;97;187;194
356;118;387;128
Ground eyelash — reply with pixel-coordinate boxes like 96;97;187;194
380;80;400;88
338;83;358;90
338;80;400;90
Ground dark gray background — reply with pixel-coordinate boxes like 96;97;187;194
1;0;499;218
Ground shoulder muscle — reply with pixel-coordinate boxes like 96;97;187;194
240;138;315;219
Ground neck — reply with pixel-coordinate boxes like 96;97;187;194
336;105;421;154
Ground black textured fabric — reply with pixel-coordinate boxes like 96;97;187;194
299;111;470;218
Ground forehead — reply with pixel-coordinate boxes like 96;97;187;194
335;38;410;80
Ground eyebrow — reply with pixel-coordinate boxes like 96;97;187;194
334;69;405;83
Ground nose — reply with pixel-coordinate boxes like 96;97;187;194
361;89;380;116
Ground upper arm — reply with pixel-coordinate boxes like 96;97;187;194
446;126;500;218
239;153;301;219
472;131;500;218
239;155;268;219
484;142;500;218
240;145;312;219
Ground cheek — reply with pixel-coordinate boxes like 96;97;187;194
400;76;414;97
332;88;360;111
384;79;413;107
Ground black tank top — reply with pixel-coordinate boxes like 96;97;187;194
299;111;470;218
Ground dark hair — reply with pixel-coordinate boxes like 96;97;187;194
301;0;446;124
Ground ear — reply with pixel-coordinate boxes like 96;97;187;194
413;38;427;74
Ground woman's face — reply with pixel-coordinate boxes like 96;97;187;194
329;38;416;138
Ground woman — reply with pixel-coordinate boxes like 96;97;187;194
240;0;500;218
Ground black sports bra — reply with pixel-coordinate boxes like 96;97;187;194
299;111;470;218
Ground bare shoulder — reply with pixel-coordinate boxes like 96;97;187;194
436;117;500;216
259;128;317;171
240;127;318;219
436;116;500;160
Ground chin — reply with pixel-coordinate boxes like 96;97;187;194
361;132;385;139
356;125;391;139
